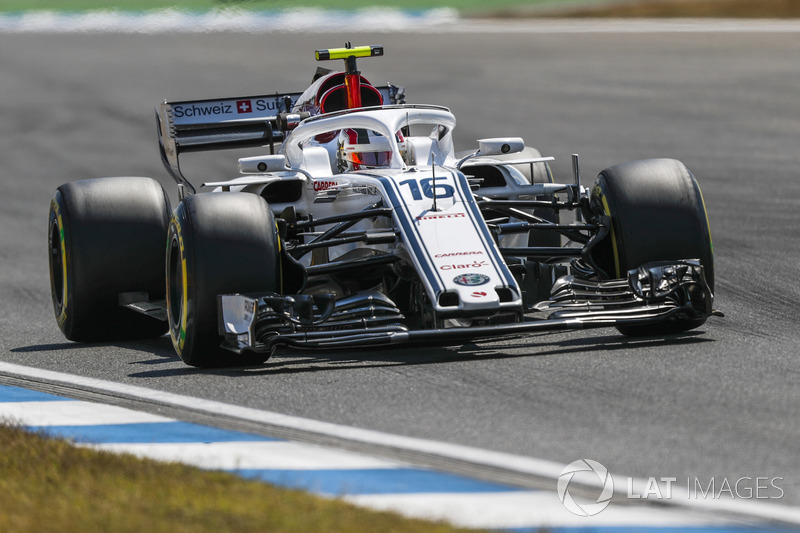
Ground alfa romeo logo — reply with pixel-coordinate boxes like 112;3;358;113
453;273;490;286
557;459;614;516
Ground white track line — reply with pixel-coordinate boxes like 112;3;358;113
0;399;172;425
0;362;569;479
345;492;727;529
0;8;457;33
86;441;403;470
2;10;800;34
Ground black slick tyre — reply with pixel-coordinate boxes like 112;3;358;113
167;193;281;367
48;177;171;342
590;158;714;336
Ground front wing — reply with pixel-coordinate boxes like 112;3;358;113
217;260;716;356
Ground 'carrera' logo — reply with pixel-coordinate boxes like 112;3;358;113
237;100;253;114
453;273;490;287
313;180;338;192
416;212;465;221
435;251;484;258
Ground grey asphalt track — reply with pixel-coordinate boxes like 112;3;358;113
1;29;799;509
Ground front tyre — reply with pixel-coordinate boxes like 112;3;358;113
167;193;281;367
590;158;714;336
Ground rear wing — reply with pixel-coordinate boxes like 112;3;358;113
156;86;403;192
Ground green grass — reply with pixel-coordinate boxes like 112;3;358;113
0;423;479;533
546;0;800;18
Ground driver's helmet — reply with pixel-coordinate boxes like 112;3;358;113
338;128;405;171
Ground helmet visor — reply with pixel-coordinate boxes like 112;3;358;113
350;150;392;169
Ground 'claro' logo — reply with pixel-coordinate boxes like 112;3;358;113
439;261;487;271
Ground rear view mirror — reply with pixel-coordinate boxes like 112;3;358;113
477;138;525;157
238;155;288;174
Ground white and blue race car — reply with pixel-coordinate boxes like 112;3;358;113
48;44;716;367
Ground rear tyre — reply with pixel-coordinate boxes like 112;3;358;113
48;177;170;342
590;158;714;336
167;193;281;367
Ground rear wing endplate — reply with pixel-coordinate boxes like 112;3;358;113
156;86;401;192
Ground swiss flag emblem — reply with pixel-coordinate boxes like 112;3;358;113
237;100;252;114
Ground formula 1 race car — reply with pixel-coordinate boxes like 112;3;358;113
48;44;716;367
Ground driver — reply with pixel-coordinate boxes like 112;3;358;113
337;128;405;172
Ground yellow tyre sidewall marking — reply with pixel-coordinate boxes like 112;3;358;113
168;214;189;354
51;198;69;326
593;184;621;279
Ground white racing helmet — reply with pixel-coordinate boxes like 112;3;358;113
337;128;405;171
